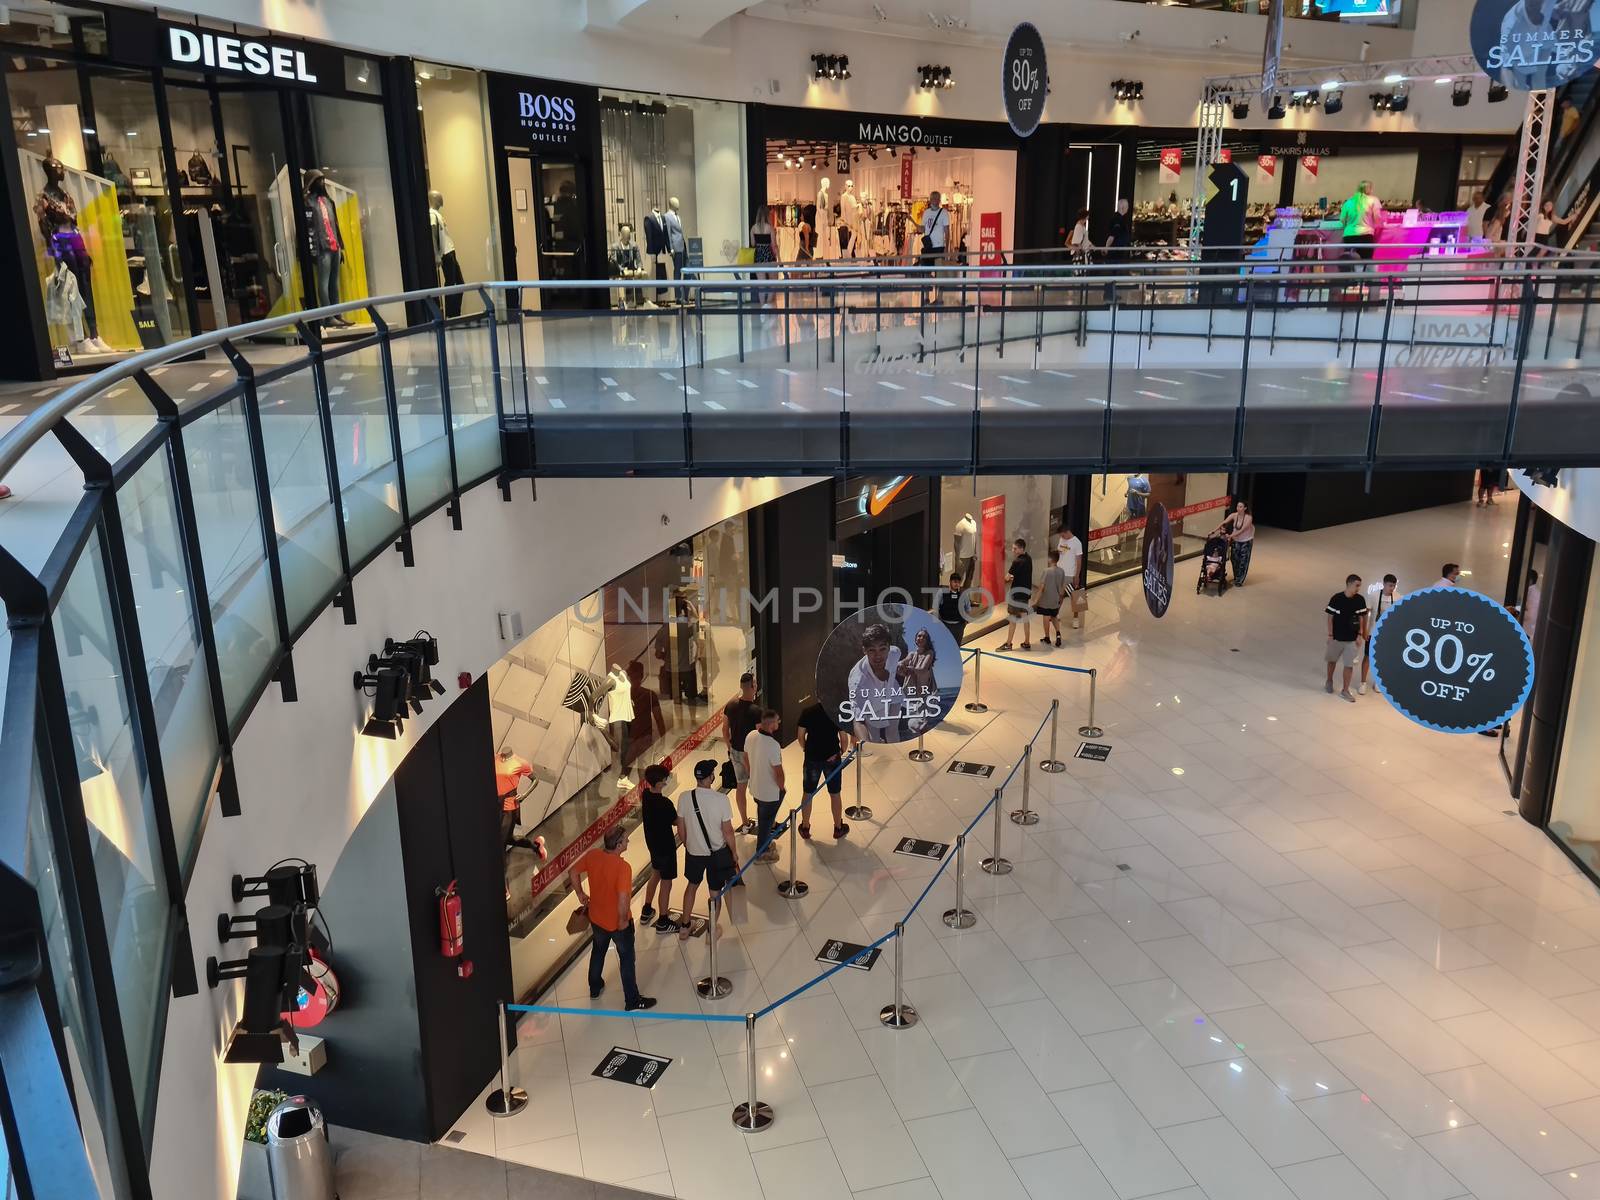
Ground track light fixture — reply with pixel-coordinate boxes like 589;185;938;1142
811;53;850;81
1371;89;1408;113
1526;467;1562;488
918;64;954;90
1452;81;1472;107
1323;88;1344;115
355;661;409;738
1111;79;1144;104
1487;81;1509;103
1267;94;1286;121
1288;90;1318;111
1231;98;1250;120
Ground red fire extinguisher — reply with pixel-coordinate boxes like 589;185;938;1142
437;881;473;978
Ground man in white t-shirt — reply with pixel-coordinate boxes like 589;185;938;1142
744;710;786;865
676;758;736;941
846;623;905;744
1055;524;1084;627
1359;574;1401;695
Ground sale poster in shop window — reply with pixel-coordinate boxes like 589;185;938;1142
980;495;1007;613
1159;148;1182;187
979;212;1003;275
1257;154;1278;186
1299;154;1320;189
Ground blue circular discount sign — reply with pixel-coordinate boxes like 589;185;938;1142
1369;587;1534;734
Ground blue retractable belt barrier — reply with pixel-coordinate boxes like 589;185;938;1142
508;1002;744;1023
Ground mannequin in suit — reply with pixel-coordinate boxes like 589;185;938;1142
665;196;687;301
643;203;672;304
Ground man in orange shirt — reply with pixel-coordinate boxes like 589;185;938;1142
496;749;532;857
568;826;657;1011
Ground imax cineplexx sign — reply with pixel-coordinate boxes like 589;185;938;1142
1470;0;1598;91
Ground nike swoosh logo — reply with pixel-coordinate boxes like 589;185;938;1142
867;477;911;516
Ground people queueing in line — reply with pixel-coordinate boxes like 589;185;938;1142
636;764;681;934
1324;573;1369;703
568;825;657;1011
721;673;762;835
745;708;785;865
1359;573;1401;695
998;538;1034;651
797;698;851;840
1034;549;1069;649
677;759;737;943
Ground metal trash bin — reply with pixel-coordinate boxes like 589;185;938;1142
265;1096;337;1200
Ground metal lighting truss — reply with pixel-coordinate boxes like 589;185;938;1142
1189;54;1491;255
1506;87;1553;256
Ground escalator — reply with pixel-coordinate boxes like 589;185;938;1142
1489;71;1600;248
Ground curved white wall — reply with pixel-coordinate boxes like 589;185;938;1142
149;472;817;1200
1515;468;1600;544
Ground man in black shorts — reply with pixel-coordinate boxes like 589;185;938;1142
637;764;680;932
676;759;738;942
797;698;851;840
999;538;1034;651
722;673;762;834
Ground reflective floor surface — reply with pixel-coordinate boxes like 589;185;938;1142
427;496;1600;1200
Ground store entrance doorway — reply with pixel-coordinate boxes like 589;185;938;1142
502;151;590;310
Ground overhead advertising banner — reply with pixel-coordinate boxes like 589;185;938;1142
1159;147;1182;186
1142;503;1174;619
1257;153;1278;185
1369;588;1534;734
815;605;964;744
1001;21;1048;138
1470;0;1598;91
980;495;1007;614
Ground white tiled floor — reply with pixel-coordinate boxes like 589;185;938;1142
441;497;1600;1200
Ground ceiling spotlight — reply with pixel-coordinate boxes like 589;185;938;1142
1452;81;1472;106
354;661;410;738
1324;88;1344;115
918;64;954;90
1389;89;1409;112
1267;94;1286;120
1525;467;1561;488
1488;81;1509;102
1231;99;1250;120
1112;79;1144;103
812;53;850;81
1371;92;1390;112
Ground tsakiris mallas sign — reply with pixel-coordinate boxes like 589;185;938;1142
1471;0;1598;91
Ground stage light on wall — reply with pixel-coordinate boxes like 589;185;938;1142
1452;81;1472;107
1389;89;1410;112
918;64;954;90
1267;94;1286;120
1323;88;1344;115
354;660;409;738
1231;98;1250;120
812;53;850;81
1111;79;1143;103
1488;81;1509;102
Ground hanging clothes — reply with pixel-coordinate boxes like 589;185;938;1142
46;263;86;343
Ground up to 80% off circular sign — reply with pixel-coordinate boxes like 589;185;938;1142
1369;587;1534;735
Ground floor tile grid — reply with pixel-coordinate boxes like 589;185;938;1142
441;501;1600;1200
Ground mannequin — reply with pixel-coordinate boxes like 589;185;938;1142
816;176;836;259
35;157;110;354
304;169;349;326
665;196;687;301
605;665;635;772
953;512;978;589
643;202;671;305
429;191;465;318
839;179;861;257
609;224;646;309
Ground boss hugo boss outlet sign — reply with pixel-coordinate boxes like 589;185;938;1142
1369;587;1534;734
490;74;596;150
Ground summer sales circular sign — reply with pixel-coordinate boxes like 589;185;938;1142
1369;587;1534;734
1470;0;1598;92
816;604;964;744
1002;22;1048;138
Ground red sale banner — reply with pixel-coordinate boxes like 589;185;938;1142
1159;147;1182;185
900;152;914;199
1301;154;1320;181
1218;148;1233;163
980;495;1007;609
979;211;1003;274
1089;495;1231;542
1257;153;1278;183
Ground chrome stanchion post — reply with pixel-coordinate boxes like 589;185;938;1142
731;1013;774;1132
1078;667;1104;738
1011;743;1039;826
1040;698;1067;773
878;923;919;1028
777;817;809;899
845;750;872;821
943;833;977;929
696;895;732;998
981;787;1012;875
485;1001;528;1117
908;732;933;763
965;649;988;713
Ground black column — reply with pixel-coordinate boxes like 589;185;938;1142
750;480;834;736
1518;519;1594;825
0;67;54;381
1069;474;1091;589
382;58;438;326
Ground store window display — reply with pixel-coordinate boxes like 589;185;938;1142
1087;473;1230;583
416;62;501;310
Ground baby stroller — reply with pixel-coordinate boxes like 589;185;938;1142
1197;535;1230;596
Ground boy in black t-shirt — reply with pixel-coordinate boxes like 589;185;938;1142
1324;574;1369;704
999;539;1034;652
797;700;851;840
721;673;762;834
637;764;681;932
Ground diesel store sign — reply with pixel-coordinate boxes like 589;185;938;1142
165;27;321;82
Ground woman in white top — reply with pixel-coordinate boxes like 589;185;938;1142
1067;208;1093;264
1216;501;1255;586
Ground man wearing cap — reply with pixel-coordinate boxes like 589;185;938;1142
568;826;657;1011
677;759;737;942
